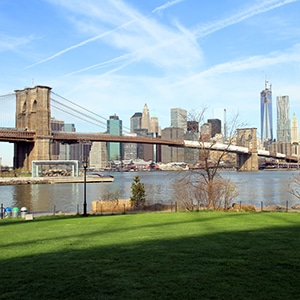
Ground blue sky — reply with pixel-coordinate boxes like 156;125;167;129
1;0;300;165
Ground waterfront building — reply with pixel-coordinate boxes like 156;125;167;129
89;142;107;169
128;112;142;160
291;113;299;144
291;113;300;156
134;129;154;161
200;123;212;140
207;119;221;138
171;108;187;132
122;133;138;160
161;127;184;163
277;142;292;156
260;81;273;145
107;114;122;161
187;121;199;133
184;131;199;163
276;96;291;143
62;123;77;161
50;118;81;161
149;116;161;162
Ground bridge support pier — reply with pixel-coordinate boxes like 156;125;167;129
14;86;52;171
236;128;258;171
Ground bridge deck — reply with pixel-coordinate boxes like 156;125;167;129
0;128;35;142
52;132;185;147
0;127;298;162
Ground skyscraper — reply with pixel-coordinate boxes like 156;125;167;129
130;112;142;133
89;142;107;169
141;103;150;131
291;113;299;144
207;119;221;138
150;116;161;135
171;108;187;132
161;127;184;163
260;81;273;144
107;114;122;161
276;95;291;143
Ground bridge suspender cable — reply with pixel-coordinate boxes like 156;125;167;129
51;98;108;129
0;93;16;98
51;92;131;133
51;104;107;129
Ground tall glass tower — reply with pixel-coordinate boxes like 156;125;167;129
107;114;122;161
130;112;142;133
276;95;291;143
260;81;273;145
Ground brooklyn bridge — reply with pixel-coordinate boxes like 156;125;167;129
0;85;296;172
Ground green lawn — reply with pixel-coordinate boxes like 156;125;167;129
1;211;300;299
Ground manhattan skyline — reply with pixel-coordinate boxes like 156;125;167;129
1;0;300;164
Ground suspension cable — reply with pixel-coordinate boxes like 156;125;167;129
0;92;16;98
51;104;107;130
51;97;107;127
51;91;131;133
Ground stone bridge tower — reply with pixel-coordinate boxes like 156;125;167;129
236;128;258;171
14;86;52;170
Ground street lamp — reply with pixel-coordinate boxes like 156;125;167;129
82;160;88;216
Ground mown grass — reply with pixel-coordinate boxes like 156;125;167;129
1;211;300;299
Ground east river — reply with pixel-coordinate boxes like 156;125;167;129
1;170;300;213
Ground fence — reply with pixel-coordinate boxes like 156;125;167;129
1;200;300;220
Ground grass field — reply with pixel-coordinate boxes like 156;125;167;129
1;211;300;299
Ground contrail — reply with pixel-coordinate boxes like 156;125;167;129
25;0;186;70
193;0;297;38
24;19;135;70
63;0;297;79
152;0;185;14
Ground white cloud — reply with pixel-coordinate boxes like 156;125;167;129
46;0;296;81
192;0;298;38
174;43;300;86
0;34;32;52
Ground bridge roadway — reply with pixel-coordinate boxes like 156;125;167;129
0;128;36;142
0;127;295;161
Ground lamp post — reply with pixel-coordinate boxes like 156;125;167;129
82;160;88;216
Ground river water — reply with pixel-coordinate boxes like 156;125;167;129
1;170;300;213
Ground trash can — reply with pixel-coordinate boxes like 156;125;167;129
12;207;19;218
5;207;12;218
20;207;27;219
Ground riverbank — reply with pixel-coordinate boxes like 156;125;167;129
0;175;114;185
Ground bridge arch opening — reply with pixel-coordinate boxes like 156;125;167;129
22;101;26;114
32;100;37;113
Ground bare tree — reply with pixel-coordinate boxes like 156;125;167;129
288;174;300;200
178;109;241;210
173;176;195;211
100;190;120;209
